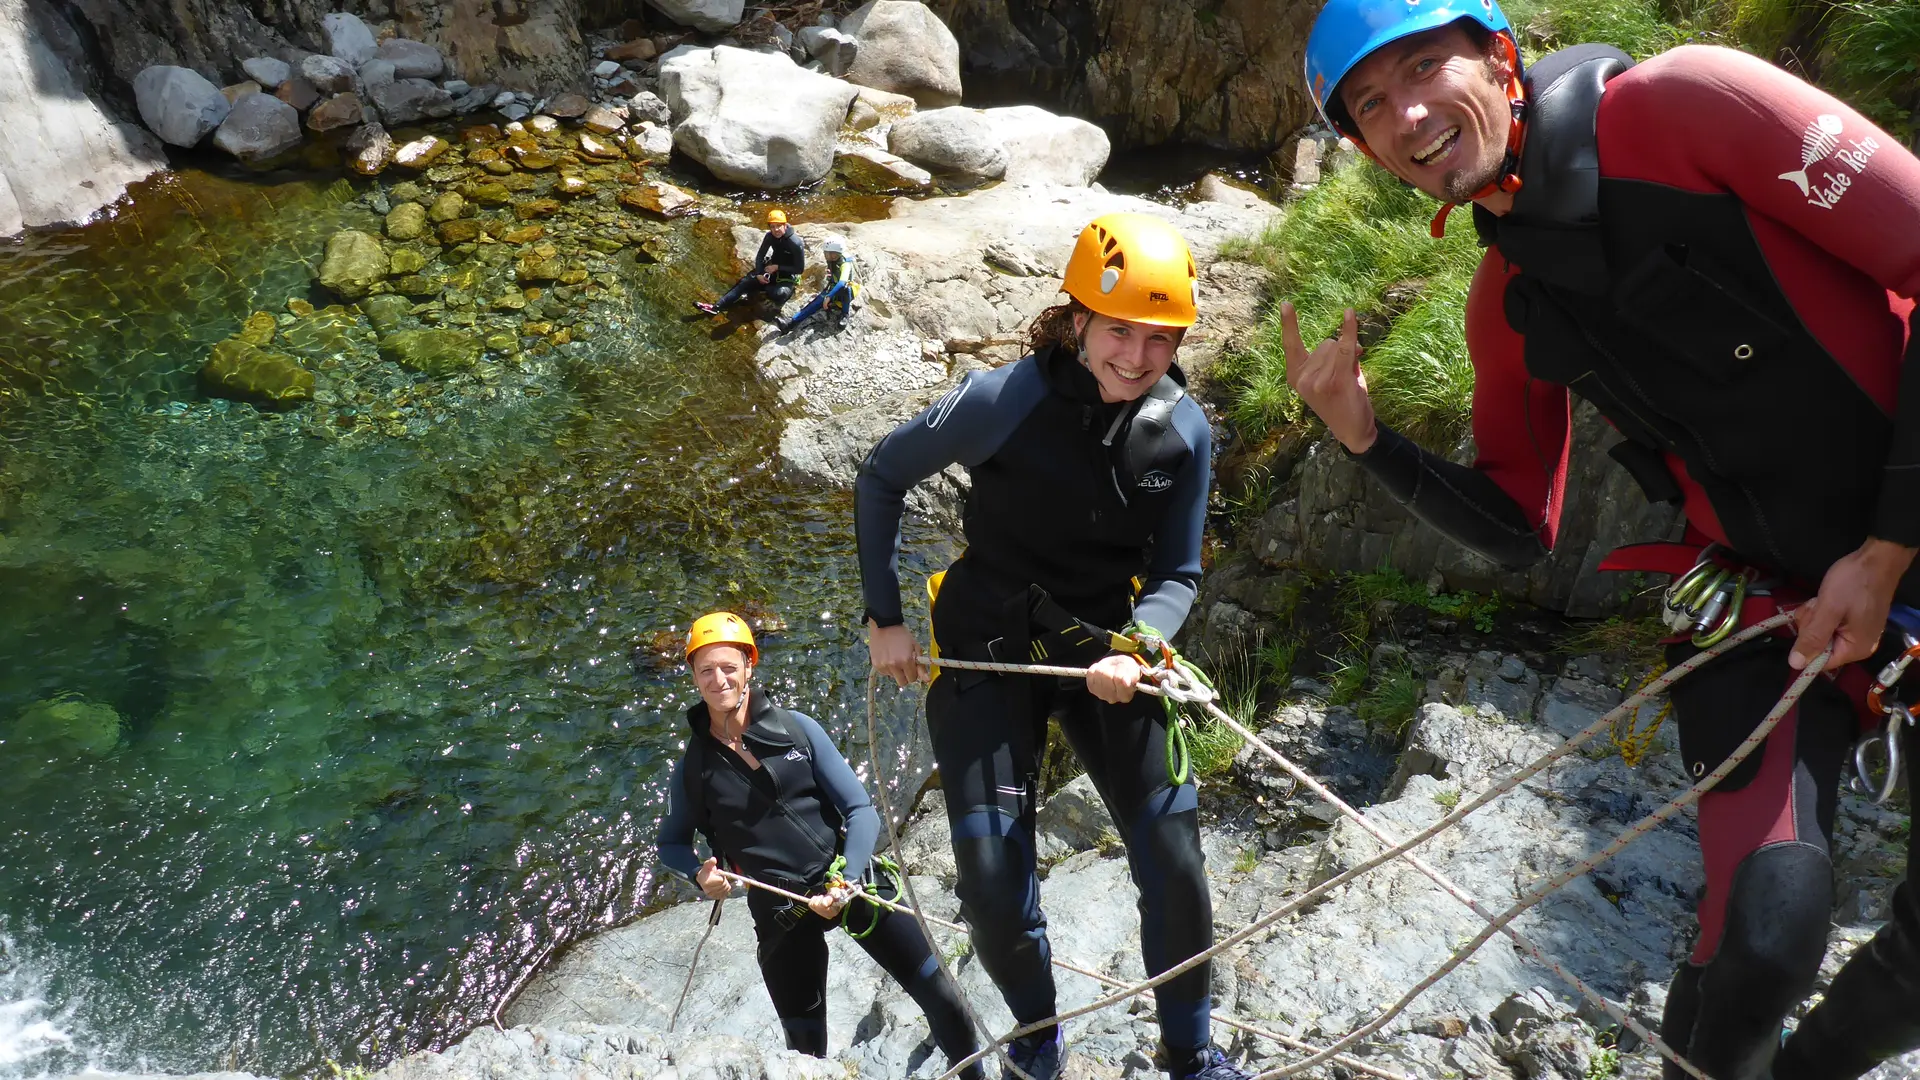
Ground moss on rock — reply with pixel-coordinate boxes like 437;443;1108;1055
201;337;316;408
379;328;480;376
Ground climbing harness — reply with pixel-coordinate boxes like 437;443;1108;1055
825;853;904;941
669;898;725;1032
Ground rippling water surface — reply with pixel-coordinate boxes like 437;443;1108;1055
0;165;943;1077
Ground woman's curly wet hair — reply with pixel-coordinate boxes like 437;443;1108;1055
1024;299;1087;356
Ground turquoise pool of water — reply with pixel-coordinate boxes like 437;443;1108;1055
0;166;943;1077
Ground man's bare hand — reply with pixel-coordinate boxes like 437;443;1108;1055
868;621;925;688
694;857;731;900
1282;303;1377;453
1791;538;1919;670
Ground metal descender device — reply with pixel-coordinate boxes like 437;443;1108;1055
1854;605;1920;804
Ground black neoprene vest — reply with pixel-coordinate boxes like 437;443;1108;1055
681;694;844;892
1477;45;1909;596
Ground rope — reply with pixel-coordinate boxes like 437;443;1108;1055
887;614;1803;1080
711;866;1413;1080
1612;661;1672;766
669;899;724;1031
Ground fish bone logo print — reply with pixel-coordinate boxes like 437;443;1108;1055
1779;112;1882;209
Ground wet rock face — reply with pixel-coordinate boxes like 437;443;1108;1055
928;0;1320;151
836;0;962;108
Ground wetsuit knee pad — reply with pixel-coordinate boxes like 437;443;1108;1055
780;1017;828;1057
1702;842;1832;1006
950;811;1041;929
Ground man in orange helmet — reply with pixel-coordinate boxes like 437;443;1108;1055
656;612;982;1076
857;214;1249;1080
696;208;805;320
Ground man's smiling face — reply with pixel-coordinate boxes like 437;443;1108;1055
1339;22;1514;203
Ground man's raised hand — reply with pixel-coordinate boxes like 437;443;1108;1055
1282;303;1378;453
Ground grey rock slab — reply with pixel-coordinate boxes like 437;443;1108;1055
357;58;396;89
629;89;670;126
1034;773;1118;862
660;46;858;189
491;90;517;109
837;1;961;107
375;38;445;80
210;89;302;161
133;65;230;147
646;0;745;32
321;11;377;66
241;55;290;88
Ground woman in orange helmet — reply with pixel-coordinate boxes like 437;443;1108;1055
854;215;1247;1080
656;612;982;1076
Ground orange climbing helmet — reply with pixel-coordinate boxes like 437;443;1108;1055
1061;212;1199;328
686;611;758;664
766;209;788;225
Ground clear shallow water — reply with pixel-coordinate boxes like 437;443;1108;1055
0;167;944;1077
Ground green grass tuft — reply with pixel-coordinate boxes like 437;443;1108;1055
1360;661;1425;736
1233;846;1261;873
1186;716;1247;779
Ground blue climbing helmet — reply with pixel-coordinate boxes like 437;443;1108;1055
1305;0;1520;143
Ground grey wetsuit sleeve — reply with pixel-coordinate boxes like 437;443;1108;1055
793;712;879;882
854;361;1045;627
1133;395;1212;640
655;755;704;882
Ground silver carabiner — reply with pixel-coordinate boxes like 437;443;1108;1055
1852;710;1909;805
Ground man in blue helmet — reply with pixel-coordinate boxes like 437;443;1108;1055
1290;1;1920;1078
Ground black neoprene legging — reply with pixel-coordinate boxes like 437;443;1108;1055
752;880;981;1078
927;669;1215;1054
716;271;794;312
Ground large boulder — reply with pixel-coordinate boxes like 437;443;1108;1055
837;1;961;108
200;338;314;409
241;56;290;88
646;0;744;32
375;38;445;80
299;53;357;95
322;11;378;66
132;65;230;147
660;46;859;189
366;79;456;125
317;229;388;300
210;91;302;161
983;105;1108;186
886;106;1004;179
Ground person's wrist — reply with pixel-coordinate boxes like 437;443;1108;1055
1861;537;1918;583
1342;417;1379;454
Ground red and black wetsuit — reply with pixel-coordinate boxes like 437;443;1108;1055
1347;44;1920;1080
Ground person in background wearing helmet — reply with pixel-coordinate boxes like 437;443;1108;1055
777;237;861;333
1291;0;1920;1077
856;214;1247;1080
695;209;805;319
655;612;983;1077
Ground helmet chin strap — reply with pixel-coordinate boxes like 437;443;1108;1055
1428;34;1528;238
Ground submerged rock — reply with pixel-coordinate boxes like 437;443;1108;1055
361;293;412;333
380;329;481;376
428;191;466;222
833;145;931;193
10;696;123;755
318;229;388;300
386;201;428;240
200;338;314;409
133;65;230;147
393;135;450;169
617;181;697;218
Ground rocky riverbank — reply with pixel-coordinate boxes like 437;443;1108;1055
62;641;1918;1079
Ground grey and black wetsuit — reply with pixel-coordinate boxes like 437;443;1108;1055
854;342;1219;1054
656;691;979;1073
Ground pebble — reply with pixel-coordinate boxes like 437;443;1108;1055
500;103;529;121
490;90;516;109
443;79;471;95
593;60;621;78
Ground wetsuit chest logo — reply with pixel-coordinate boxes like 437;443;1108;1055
784;748;808;762
1137;470;1174;492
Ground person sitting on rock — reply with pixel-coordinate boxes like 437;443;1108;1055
1290;0;1920;1076
777;237;861;333
655;612;983;1077
695;209;804;319
858;214;1251;1080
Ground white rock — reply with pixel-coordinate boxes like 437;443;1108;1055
375;38;445;80
132;65;230;147
321;12;377;66
983;105;1109;186
527;114;559;133
299;53;356;94
660;45;858;189
593;59;621;78
631;121;673;162
837;0;961;108
628;90;670;126
357;58;395;89
241;55;290;88
797;25;856;76
886;106;1004;179
645;0;745;33
211;91;303;161
0;6;166;236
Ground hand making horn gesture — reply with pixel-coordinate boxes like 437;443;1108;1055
1282;303;1378;453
